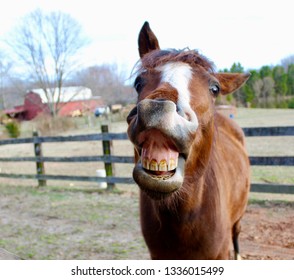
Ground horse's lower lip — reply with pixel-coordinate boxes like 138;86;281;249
143;169;176;180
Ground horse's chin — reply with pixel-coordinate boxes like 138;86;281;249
133;156;185;200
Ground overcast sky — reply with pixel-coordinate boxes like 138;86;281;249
0;0;293;73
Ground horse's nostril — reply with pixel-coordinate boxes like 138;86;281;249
176;106;191;121
127;106;138;124
185;112;192;121
156;98;167;102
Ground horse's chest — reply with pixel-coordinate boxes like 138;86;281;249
149;221;223;259
146;211;225;258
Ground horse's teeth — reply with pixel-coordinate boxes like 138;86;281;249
149;159;158;171
142;157;178;171
142;158;150;169
159;160;168;171
168;158;177;170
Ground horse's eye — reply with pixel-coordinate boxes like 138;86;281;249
134;76;145;93
209;83;220;97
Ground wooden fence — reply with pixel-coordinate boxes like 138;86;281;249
0;125;293;194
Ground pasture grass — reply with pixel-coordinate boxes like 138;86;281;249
235;108;294;127
248;197;294;207
234;108;294;186
0;182;292;260
251;166;294;184
0;184;147;259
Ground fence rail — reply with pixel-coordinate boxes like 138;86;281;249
0;155;293;166
0;133;129;146
0;125;293;194
242;126;294;137
0;155;134;163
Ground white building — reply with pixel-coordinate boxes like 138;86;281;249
30;86;92;103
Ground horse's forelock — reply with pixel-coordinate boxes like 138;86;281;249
138;49;215;73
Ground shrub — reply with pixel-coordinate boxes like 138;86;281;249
287;98;294;109
31;114;77;136
5;120;21;138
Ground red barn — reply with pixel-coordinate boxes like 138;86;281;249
31;87;104;117
4;87;105;120
57;99;104;117
4;92;49;121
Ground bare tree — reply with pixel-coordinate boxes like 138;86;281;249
6;9;89;116
73;64;135;105
262;77;275;106
253;77;275;107
0;52;13;109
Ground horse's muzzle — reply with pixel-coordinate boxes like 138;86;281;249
127;99;199;198
128;99;198;154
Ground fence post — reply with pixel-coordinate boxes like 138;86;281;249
33;130;46;187
101;125;115;191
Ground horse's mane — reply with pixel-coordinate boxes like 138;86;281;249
138;48;215;73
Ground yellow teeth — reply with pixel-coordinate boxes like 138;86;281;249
168;159;176;170
142;158;149;170
159;160;167;171
142;158;178;171
149;159;158;171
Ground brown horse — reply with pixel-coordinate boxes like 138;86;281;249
127;22;250;260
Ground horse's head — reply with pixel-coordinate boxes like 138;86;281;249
127;22;249;199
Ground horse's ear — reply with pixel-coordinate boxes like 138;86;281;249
138;21;160;58
215;73;250;95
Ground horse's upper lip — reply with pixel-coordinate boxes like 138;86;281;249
128;99;198;157
137;100;198;137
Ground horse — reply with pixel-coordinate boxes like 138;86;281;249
127;22;250;260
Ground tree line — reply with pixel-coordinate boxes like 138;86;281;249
219;59;294;108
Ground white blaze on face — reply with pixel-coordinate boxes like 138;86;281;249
156;62;198;126
140;62;199;173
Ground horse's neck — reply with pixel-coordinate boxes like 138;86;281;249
176;121;220;211
186;119;216;181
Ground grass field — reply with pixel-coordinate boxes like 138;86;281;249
236;108;294;185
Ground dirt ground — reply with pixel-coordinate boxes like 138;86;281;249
0;183;293;260
240;197;294;259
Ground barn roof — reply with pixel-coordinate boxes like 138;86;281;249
29;86;93;103
4;106;26;115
